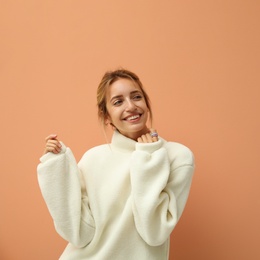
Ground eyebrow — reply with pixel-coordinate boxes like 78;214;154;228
110;90;142;103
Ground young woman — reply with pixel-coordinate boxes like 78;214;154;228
37;69;195;260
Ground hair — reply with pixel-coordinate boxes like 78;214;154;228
97;68;153;127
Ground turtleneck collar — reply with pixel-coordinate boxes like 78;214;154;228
110;130;137;153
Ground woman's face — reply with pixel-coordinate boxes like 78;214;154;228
106;78;149;140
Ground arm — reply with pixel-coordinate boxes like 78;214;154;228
130;139;194;246
37;137;95;248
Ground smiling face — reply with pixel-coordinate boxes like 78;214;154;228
106;78;149;140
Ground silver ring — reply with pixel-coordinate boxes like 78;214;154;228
150;132;158;138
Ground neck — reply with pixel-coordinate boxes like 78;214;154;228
118;126;150;141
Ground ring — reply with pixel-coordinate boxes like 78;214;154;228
150;132;158;138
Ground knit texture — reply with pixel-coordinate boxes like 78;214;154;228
37;131;195;260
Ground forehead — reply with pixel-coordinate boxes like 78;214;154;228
107;78;142;98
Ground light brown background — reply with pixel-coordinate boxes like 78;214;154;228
1;1;259;259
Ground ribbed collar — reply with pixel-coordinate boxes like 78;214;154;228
110;130;137;153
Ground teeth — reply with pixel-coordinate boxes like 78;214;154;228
126;115;139;120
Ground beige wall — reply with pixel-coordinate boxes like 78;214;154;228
1;1;259;259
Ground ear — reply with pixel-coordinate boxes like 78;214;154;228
104;114;112;126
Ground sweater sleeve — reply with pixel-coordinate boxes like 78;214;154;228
37;143;95;248
130;139;194;246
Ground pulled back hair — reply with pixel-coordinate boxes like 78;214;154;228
97;69;153;126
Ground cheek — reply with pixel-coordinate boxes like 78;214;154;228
106;107;117;122
141;102;149;111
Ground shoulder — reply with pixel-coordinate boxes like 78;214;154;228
77;144;112;170
161;138;195;167
80;144;111;162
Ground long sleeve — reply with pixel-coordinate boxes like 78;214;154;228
130;139;194;246
37;143;95;248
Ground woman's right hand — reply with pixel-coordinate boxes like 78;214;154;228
43;134;62;155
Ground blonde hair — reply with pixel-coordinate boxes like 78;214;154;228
97;69;153;127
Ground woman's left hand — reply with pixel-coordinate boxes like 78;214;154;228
137;129;158;143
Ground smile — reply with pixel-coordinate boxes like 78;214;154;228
124;114;141;121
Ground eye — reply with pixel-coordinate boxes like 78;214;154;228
133;94;142;100
113;99;123;106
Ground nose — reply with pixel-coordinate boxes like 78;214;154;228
125;99;136;111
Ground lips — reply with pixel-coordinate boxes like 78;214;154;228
124;114;141;121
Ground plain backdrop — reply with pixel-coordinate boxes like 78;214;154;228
1;1;259;259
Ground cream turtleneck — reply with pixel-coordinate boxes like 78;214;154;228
37;131;194;260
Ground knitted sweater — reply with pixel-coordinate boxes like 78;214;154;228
37;131;195;260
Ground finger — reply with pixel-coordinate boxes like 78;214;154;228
141;134;149;143
137;135;148;143
45;140;62;154
47;139;62;148
44;149;60;154
149;128;158;136
45;144;61;154
137;137;143;143
46;142;61;150
45;134;58;142
149;129;158;142
145;133;153;143
151;136;158;142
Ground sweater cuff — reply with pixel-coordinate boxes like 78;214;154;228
39;142;67;163
135;138;163;153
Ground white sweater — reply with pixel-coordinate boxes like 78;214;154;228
37;131;195;260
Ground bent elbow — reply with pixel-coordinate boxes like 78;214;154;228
69;226;95;248
143;235;169;247
140;220;177;247
55;222;95;249
141;227;173;247
70;238;90;249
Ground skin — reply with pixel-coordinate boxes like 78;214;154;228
44;134;62;154
43;78;158;155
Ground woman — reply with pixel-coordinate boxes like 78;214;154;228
37;69;195;260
